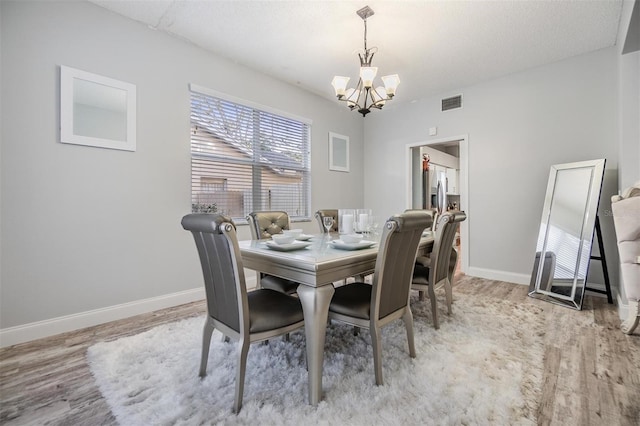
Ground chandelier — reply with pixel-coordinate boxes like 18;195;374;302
331;6;400;117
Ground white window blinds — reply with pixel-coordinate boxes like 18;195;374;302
190;88;311;222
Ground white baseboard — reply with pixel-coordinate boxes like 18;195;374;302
467;267;627;319
0;274;261;348
0;269;625;347
584;282;610;299
0;288;203;348
466;266;530;285
617;293;629;321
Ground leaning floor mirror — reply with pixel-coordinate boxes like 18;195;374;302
528;159;606;310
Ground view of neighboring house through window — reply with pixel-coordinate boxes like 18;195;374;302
190;86;311;222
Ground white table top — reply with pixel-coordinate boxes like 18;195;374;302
239;232;434;287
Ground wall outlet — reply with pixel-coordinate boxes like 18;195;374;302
429;127;437;136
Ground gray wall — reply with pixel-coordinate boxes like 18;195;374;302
615;0;640;303
363;47;620;288
618;50;639;192
0;1;362;330
617;0;640;192
1;0;636;341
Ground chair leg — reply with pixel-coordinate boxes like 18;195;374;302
370;325;384;386
428;284;439;330
448;247;458;286
233;338;250;414
402;309;416;358
200;320;215;377
444;278;453;315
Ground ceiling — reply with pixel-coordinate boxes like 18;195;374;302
89;0;624;106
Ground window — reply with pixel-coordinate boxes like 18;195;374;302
201;177;227;191
190;85;311;222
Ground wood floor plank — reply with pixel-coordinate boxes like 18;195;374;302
536;346;561;426
1;276;638;425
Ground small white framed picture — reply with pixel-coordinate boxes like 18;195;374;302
60;65;136;151
329;132;349;172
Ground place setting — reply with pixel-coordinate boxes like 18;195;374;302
327;208;379;250
329;233;376;250
264;229;314;251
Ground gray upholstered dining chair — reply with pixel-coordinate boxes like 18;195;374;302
411;211;467;329
404;208;437;231
247;210;291;239
246;211;299;294
314;209;339;233
327;211;430;385
405;208;456;288
181;213;305;413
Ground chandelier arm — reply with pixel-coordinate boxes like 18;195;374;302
354;80;365;110
367;87;378;108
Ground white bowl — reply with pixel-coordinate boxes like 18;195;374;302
340;233;364;244
283;229;303;238
271;234;295;245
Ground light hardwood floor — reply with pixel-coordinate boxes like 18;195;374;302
1;275;638;425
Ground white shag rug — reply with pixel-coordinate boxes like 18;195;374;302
87;293;544;425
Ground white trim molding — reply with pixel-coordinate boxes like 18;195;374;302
1;273;260;348
466;267;531;286
0;288;203;348
405;135;469;275
617;292;629;321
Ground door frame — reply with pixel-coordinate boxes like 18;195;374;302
405;134;469;274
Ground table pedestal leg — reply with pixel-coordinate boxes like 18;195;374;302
297;284;334;406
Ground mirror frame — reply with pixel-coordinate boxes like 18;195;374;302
60;65;136;151
528;159;606;310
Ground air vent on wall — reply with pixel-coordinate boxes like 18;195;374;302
441;95;463;112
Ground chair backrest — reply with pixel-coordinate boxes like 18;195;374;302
181;214;248;334
371;211;432;319
314;209;339;233
430;211;467;285
404;208;436;231
246;211;291;240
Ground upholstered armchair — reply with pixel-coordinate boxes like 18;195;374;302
611;182;640;335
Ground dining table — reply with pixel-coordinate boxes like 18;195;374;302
238;231;435;405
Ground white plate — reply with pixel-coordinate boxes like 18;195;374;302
265;241;312;251
330;240;376;250
295;234;314;241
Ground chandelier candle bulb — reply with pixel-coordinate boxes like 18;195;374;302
360;67;377;88
331;76;350;98
381;74;400;97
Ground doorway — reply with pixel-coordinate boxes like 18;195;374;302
406;135;469;274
